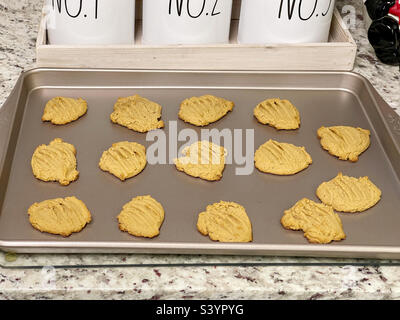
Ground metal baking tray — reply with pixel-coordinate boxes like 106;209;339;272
0;68;399;259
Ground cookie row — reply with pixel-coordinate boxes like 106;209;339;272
28;196;251;240
31;139;224;184
28;171;381;243
31;130;371;187
42;94;233;131
43;95;294;131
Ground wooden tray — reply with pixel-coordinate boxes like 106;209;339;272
36;0;357;71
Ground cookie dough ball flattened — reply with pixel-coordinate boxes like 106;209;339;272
174;141;227;181
31;138;79;186
110;95;164;133
178;95;234;126
317;126;371;162
99;141;147;181
281;198;346;244
197;201;253;242
42;97;87;125
28;196;92;237
254;139;312;175
316;173;382;213
254;98;300;130
117;195;165;238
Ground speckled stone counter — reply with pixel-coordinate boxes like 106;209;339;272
0;0;399;300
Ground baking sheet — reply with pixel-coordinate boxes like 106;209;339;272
0;69;399;258
2;252;400;268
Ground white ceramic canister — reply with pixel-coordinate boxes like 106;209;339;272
142;0;233;45
45;0;136;45
238;0;336;44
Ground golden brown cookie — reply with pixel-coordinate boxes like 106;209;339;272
316;173;382;213
110;95;164;133
174;141;226;181
281;198;346;244
42;97;87;125
254;98;300;130
99;141;147;181
254;139;312;175
28;196;91;237
31;138;79;186
197;201;252;242
178;95;234;126
117;195;165;238
317;126;371;162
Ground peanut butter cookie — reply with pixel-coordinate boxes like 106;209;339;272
117;195;165;238
42;97;87;125
31;138;79;186
174;141;226;181
99;141;147;181
28;196;91;237
316;173;381;213
317;126;370;162
178;95;234;126
254;139;312;175
110;95;164;133
281;198;346;244
197;201;252;242
254;98;300;130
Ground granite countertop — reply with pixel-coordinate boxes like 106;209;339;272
0;0;400;300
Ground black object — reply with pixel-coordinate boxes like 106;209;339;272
368;15;400;65
365;0;400;66
365;0;395;20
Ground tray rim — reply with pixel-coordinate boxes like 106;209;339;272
1;68;400;258
3;240;400;259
